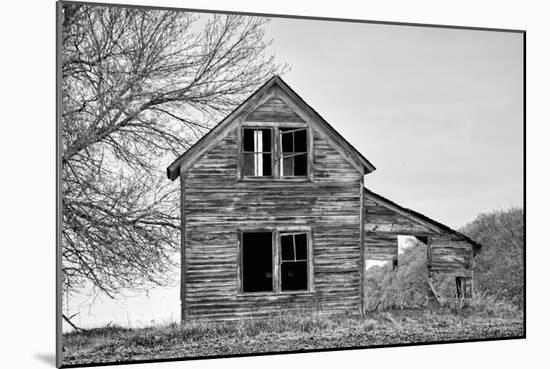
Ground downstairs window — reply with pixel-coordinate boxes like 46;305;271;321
240;229;311;293
280;233;309;291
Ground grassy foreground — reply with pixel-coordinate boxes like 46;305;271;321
62;304;524;366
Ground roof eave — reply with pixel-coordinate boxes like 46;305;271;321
167;166;179;181
363;187;482;252
363;162;376;174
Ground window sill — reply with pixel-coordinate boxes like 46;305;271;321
237;290;315;297
240;176;312;182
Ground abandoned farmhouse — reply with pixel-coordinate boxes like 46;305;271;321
167;76;482;321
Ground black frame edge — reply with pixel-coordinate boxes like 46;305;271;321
56;1;64;368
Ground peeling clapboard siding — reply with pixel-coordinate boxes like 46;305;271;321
246;96;305;123
183;122;362;320
363;197;435;261
430;235;473;275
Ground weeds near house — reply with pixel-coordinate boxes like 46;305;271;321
440;292;521;317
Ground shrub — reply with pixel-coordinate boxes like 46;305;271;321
461;208;524;307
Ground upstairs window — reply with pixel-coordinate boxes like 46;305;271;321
242;128;272;177
240;126;309;179
280;128;308;177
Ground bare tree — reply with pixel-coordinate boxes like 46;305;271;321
61;4;285;297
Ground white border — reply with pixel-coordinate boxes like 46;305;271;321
2;1;545;368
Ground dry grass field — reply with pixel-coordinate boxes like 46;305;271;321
62;302;524;366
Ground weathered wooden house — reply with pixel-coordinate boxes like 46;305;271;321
167;76;482;321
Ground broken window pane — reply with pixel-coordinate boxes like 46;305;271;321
242;232;273;292
281;261;308;291
294;129;307;152
281;129;294;153
294;154;307;176
295;234;307;260
243;129;254;152
262;153;272;176
282;156;294;176
243;153;254;176
262;129;271;151
280;128;308;177
281;235;294;261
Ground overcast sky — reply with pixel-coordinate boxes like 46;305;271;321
265;17;523;229
67;14;523;330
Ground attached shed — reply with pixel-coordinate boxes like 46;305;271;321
362;188;481;306
167;75;481;320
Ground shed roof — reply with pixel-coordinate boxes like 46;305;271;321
167;75;376;180
363;187;482;252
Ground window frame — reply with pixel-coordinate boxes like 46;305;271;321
278;230;313;292
239;126;275;180
279;127;310;179
455;276;473;299
237;227;314;295
238;122;313;181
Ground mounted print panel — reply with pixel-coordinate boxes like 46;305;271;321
57;1;525;367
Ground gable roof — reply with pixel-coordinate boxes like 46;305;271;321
167;75;376;180
363;187;482;253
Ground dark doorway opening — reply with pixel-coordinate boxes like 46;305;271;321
242;232;273;292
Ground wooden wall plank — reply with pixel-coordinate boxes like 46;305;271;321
245;97;305;123
430;236;474;273
179;174;186;321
